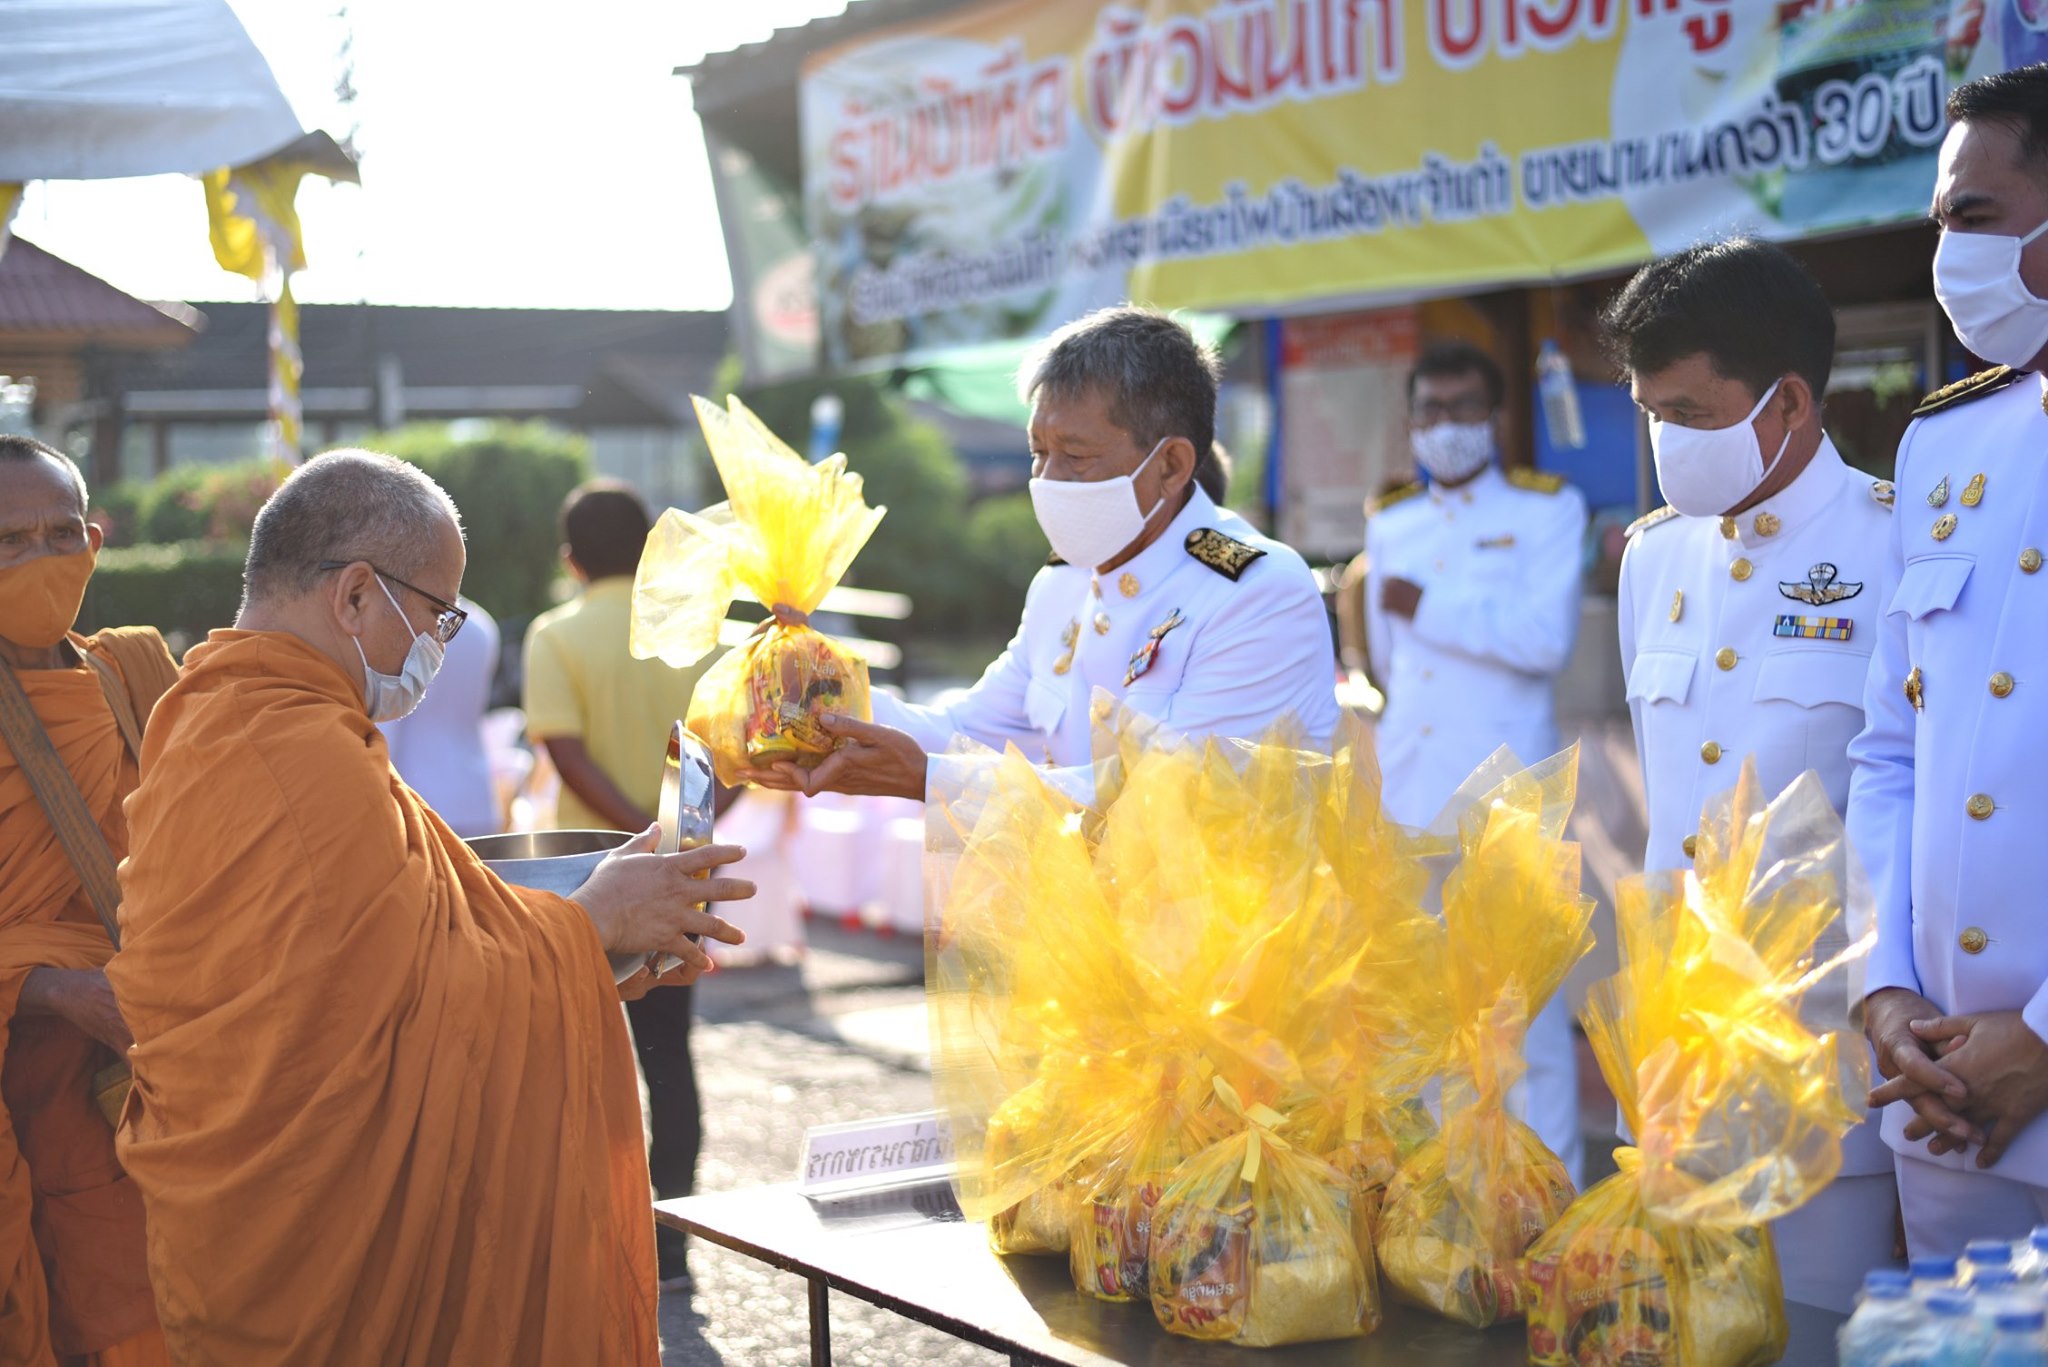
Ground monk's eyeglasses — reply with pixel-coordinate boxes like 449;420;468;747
317;560;468;644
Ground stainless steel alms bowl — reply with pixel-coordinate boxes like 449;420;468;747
464;829;647;983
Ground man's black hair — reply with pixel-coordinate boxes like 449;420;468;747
0;434;86;508
1948;63;2048;165
1599;236;1836;397
560;479;651;581
1406;342;1505;409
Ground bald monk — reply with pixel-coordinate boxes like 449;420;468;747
108;451;751;1365
0;436;172;1367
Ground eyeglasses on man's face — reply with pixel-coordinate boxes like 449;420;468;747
317;560;467;644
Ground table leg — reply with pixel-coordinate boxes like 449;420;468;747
808;1276;832;1367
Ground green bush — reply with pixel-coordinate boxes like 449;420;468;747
963;491;1045;625
134;461;282;545
373;422;592;619
78;540;247;641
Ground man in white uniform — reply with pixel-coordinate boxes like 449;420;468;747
1363;341;1588;1187
1604;236;1897;1311
743;306;1339;802
1851;65;2048;1257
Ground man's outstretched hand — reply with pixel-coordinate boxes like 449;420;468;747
735;714;929;801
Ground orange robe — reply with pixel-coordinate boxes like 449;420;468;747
109;631;659;1365
0;636;167;1367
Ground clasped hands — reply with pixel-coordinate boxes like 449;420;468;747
1866;986;2048;1168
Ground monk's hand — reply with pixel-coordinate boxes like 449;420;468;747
1866;986;1981;1151
20;966;134;1056
766;714;928;801
572;825;754;960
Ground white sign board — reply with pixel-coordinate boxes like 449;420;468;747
797;1110;956;1198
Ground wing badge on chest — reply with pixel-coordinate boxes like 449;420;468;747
1778;562;1862;606
1124;608;1186;687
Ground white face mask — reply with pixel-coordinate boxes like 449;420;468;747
1648;378;1791;518
1933;217;2048;368
354;576;446;723
1029;438;1168;570
1410;421;1494;484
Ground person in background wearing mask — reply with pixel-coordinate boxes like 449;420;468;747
1361;341;1589;1188
1851;63;2048;1256
107;450;755;1364
1606;236;1895;1310
741;305;1339;803
0;436;172;1366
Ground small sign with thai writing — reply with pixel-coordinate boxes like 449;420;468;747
797;1110;956;1197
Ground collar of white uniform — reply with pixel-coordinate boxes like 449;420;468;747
1094;484;1221;595
1728;438;1848;551
1426;462;1502;505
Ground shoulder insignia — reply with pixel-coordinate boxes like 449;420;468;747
1624;505;1681;539
1506;467;1568;495
1366;481;1424;516
1870;480;1895;510
1910;366;2020;418
1184;527;1266;581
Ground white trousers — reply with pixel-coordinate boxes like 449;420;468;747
1510;993;1584;1190
1770;1172;1903;1313
1896;1151;2048;1260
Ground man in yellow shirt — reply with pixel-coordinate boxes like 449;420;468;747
524;478;714;1291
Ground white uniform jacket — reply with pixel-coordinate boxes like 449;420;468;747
1847;367;2048;1186
1364;464;1587;827
874;487;1340;786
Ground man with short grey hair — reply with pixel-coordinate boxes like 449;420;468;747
107;449;757;1363
741;305;1339;802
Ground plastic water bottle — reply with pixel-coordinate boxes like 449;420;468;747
1970;1238;2020;1284
1986;1307;2048;1367
1839;1271;1923;1366
1924;1290;1993;1365
1914;1254;1963;1302
2015;1228;2048;1284
1536;339;1586;451
1978;1269;2030;1322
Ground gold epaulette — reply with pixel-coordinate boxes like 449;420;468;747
1911;366;2020;418
1184;527;1266;581
1625;505;1681;539
1367;482;1425;515
1506;467;1568;494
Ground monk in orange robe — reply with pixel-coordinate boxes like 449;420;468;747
0;437;172;1367
109;450;751;1365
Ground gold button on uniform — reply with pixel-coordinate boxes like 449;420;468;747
1992;672;2015;698
1960;927;1989;955
1719;517;1737;540
1715;647;1738;671
1968;793;1995;820
1730;558;1753;582
1753;512;1781;537
1701;740;1723;764
2023;548;2043;574
1682;834;1698;859
1053;653;1073;676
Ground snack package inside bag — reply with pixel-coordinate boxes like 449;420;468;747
629;394;885;785
1150;1081;1378;1347
1067;1063;1225;1301
1522;761;1870;1367
1378;750;1594;1328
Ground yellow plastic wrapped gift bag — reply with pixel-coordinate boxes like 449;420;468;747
630;394;885;784
1378;751;1594;1328
1150;1080;1378;1347
1524;1153;1784;1367
1522;761;1871;1367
